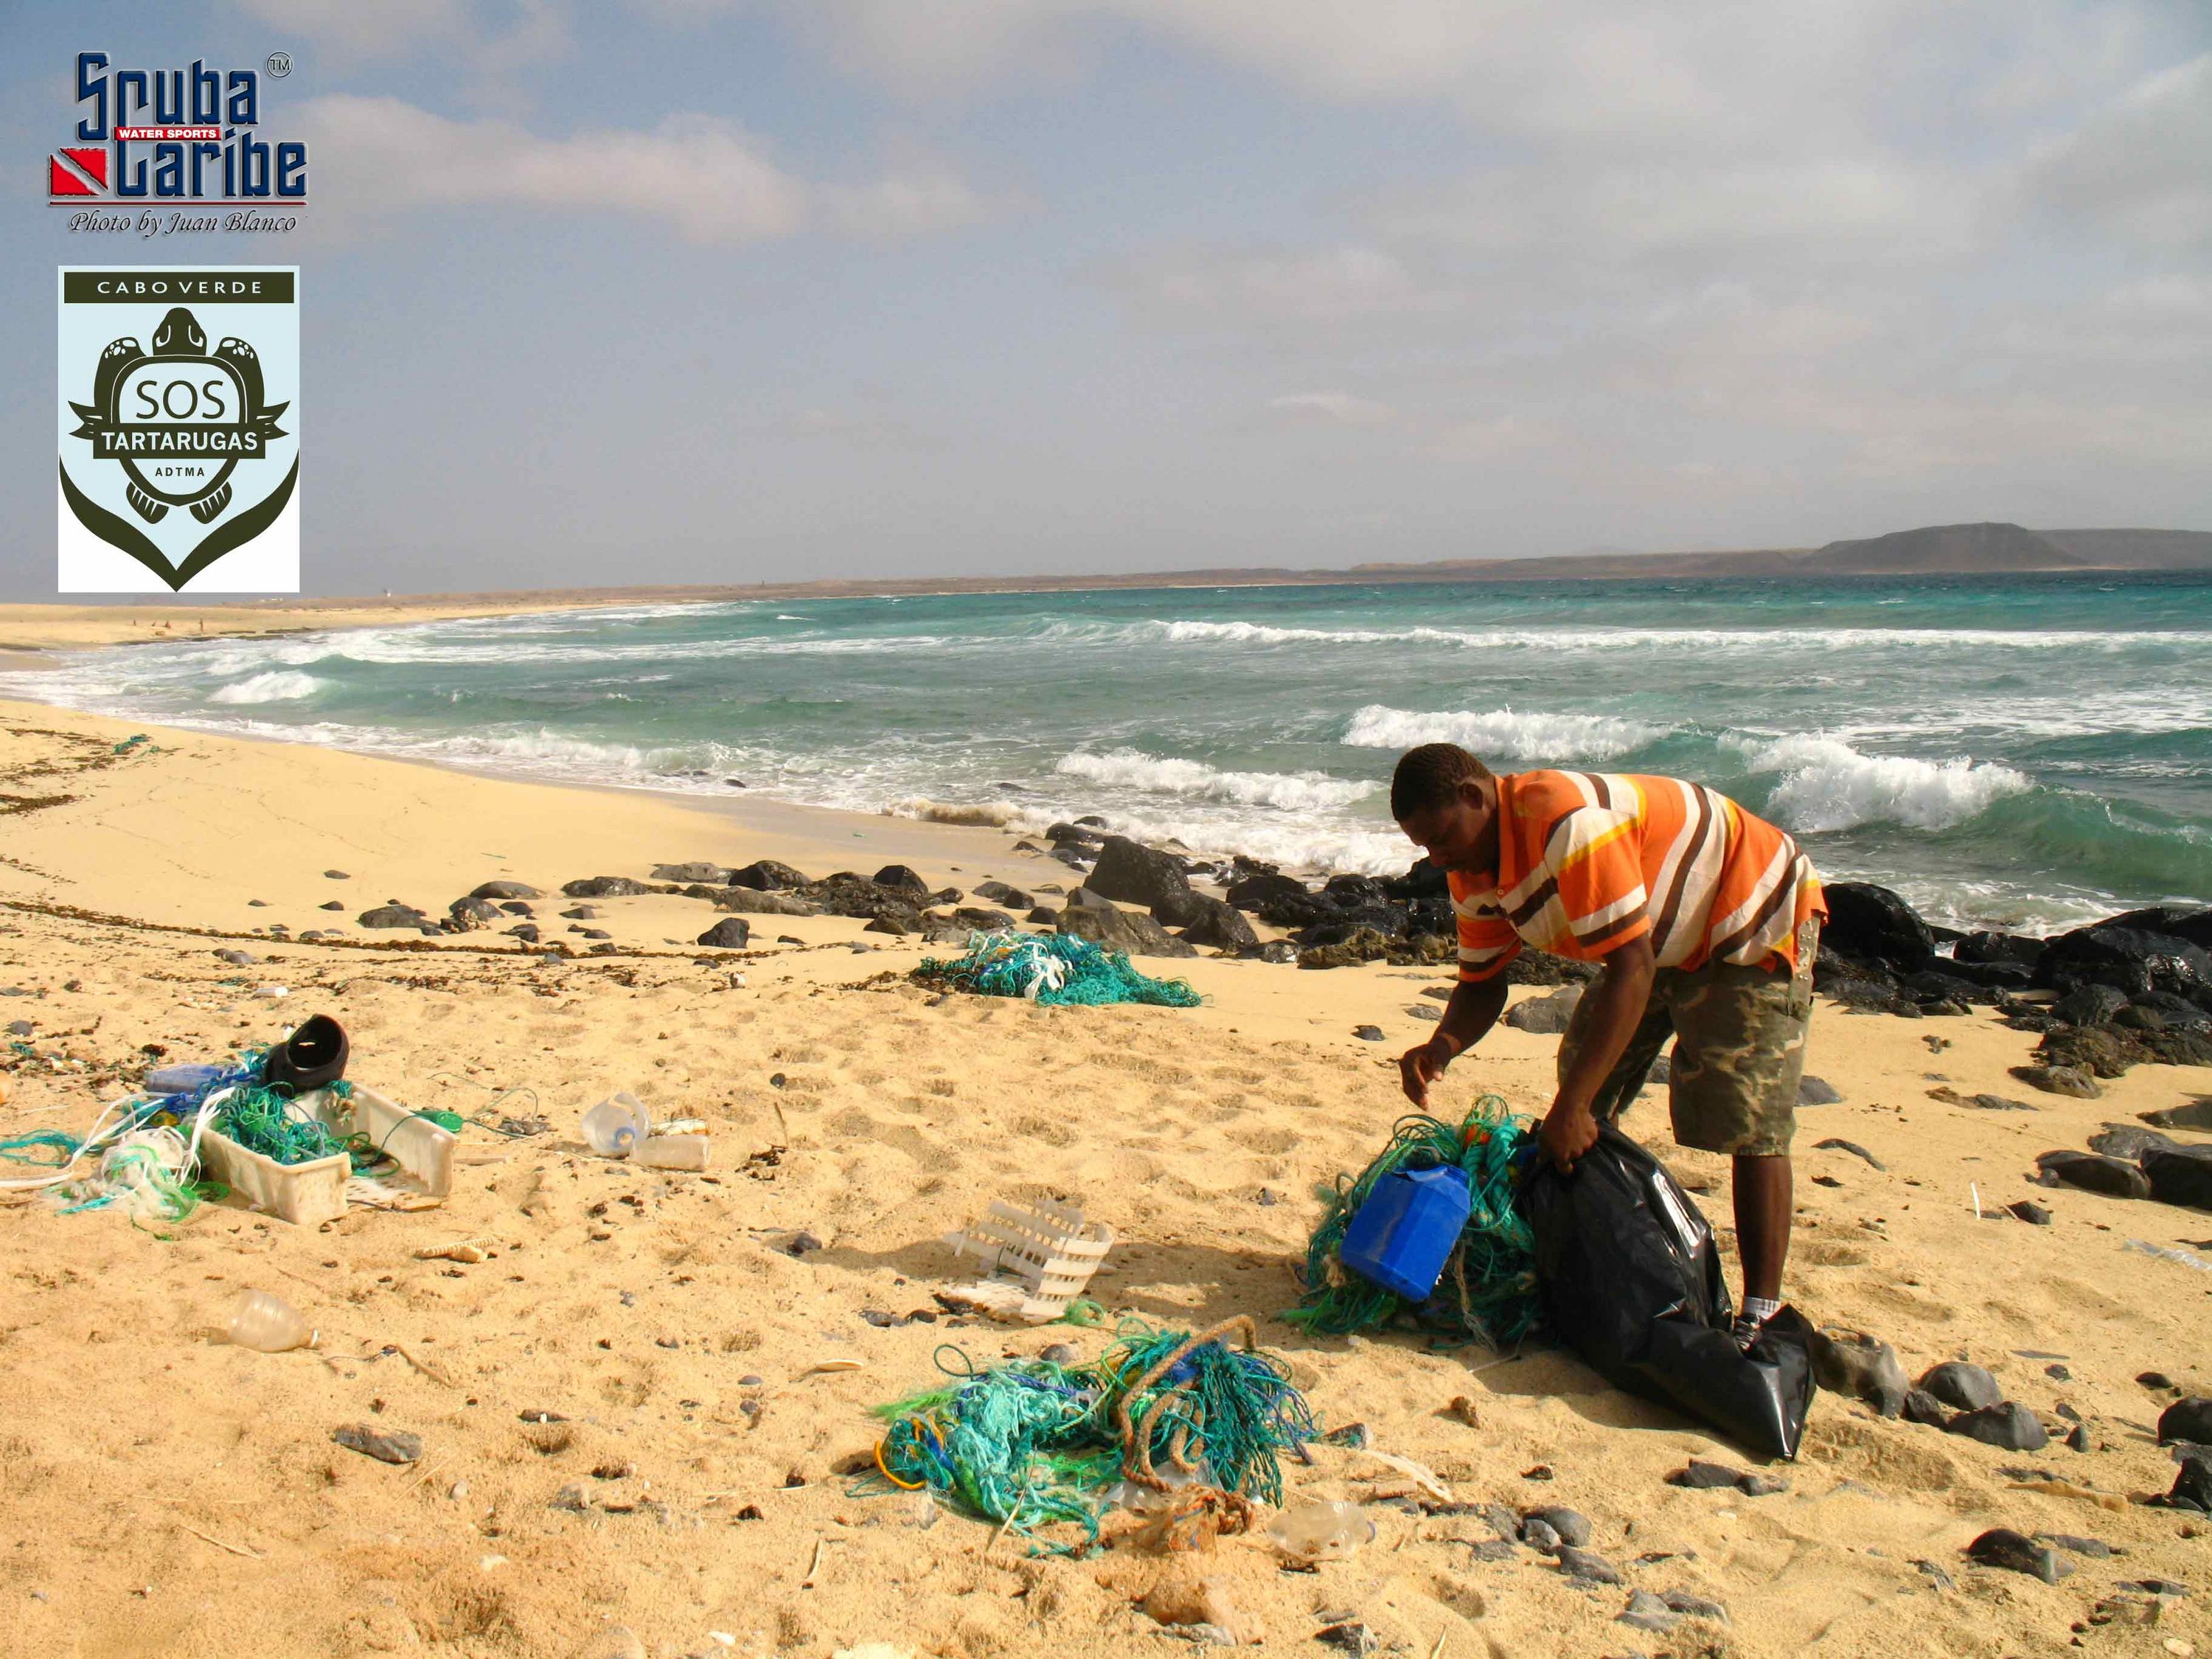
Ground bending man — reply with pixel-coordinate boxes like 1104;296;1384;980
1391;743;1824;1347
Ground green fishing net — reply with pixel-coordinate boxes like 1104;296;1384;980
915;930;1201;1008
1284;1094;1541;1347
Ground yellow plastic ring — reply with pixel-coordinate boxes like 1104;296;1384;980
874;1438;927;1490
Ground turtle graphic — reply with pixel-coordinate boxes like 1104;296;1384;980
73;305;288;526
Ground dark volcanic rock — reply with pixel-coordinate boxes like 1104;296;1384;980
1955;931;2044;967
1083;836;1192;913
1522;1506;1592;1548
1504;951;1601;987
1298;905;1412;946
971;881;1031;908
2012;1064;2102;1099
950;907;1016;932
2036;1150;2149;1198
1225;872;1309;912
563;876;651;899
2086;1123;2175;1161
1810;1329;1907;1416
1949;1402;2048;1451
871;864;929;895
1058;900;1195;959
1505;987;1582;1034
2143;1098;2212;1130
653;863;731;884
358;905;430;930
1554;1547;1623;1585
1822;882;1935;971
447;897;504;930
729;859;808;891
2144;1146;2212;1211
1323;874;1391;909
713;886;818;917
470;880;543;900
2038;924;2212;1005
2157;1396;2212;1445
1174;895;1259;952
1966;1528;2071;1584
1296;928;1396;970
696;918;752;949
2155;1448;2212;1512
1918;1362;2003;1411
2007;1200;2053;1225
2051;984;2129;1026
1258;889;1346;929
1798;1075;1843;1105
1902;1389;1950;1428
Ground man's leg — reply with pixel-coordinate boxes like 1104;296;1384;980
1664;925;1816;1331
1732;1153;1792;1304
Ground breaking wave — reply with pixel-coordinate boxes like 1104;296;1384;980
1054;749;1377;811
1341;704;1665;761
1728;734;2030;832
208;670;324;704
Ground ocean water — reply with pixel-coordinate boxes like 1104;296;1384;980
21;574;2212;931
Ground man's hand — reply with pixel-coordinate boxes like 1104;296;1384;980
1538;1103;1601;1172
1399;1037;1453;1107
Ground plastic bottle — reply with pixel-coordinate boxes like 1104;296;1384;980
580;1091;651;1157
226;1289;316;1352
1265;1499;1373;1564
633;1133;710;1171
145;1062;226;1096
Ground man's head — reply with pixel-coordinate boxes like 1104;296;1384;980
1391;742;1498;872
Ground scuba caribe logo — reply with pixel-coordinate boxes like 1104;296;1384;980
57;267;300;593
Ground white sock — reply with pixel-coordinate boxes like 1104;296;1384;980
1739;1295;1781;1326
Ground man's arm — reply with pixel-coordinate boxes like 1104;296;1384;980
1398;975;1509;1107
1537;932;1656;1171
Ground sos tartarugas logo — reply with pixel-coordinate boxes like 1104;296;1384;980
58;268;299;593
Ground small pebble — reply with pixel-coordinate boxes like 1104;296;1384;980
1556;1546;1623;1585
1352;1025;1385;1042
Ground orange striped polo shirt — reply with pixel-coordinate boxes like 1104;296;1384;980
1449;770;1824;984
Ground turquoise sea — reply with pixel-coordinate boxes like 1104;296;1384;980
24;574;2212;931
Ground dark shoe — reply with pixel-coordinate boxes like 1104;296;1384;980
262;1013;349;1094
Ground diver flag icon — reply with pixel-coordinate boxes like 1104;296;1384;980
49;147;108;198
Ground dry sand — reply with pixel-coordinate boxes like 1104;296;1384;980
0;696;2206;1659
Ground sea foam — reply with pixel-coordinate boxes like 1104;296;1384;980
206;671;324;703
1341;704;1663;761
1054;749;1377;811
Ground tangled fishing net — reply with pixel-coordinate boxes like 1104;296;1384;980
868;1316;1314;1554
0;1040;461;1230
914;929;1202;1009
1284;1094;1541;1347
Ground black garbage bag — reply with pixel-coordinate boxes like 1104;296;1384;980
1520;1123;1816;1460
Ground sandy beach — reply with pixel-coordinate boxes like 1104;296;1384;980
0;691;2206;1659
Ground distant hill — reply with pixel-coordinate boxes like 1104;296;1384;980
2038;528;2212;569
1806;522;2075;574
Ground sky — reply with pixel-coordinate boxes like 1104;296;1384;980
4;0;2210;597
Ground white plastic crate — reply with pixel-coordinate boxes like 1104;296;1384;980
943;1197;1114;1321
194;1084;457;1228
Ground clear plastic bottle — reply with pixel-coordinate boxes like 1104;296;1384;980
226;1289;316;1352
1265;1498;1373;1563
580;1091;651;1157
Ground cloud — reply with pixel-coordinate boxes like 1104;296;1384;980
232;0;467;58
293;96;999;243
1108;244;1456;324
1265;392;1397;426
2031;52;2212;249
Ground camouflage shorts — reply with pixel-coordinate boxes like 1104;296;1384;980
1557;918;1819;1158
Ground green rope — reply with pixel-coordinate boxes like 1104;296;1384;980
1283;1095;1541;1347
914;930;1201;1009
0;1130;80;1167
869;1318;1313;1553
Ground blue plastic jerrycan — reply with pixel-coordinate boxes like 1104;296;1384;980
1340;1164;1473;1301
